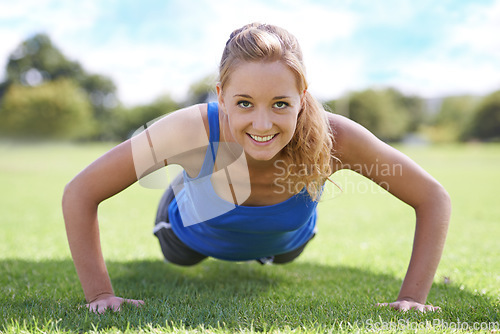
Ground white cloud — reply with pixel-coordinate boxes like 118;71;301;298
386;0;500;97
449;0;500;58
1;0;499;106
72;35;211;104
0;0;53;19
0;0;101;81
64;0;361;105
391;55;500;97
0;0;362;104
183;0;361;102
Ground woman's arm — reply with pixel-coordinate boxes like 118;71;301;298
62;139;144;313
329;113;451;311
62;104;209;313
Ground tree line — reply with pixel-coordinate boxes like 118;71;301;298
0;33;499;142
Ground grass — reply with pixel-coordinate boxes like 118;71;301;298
0;140;499;333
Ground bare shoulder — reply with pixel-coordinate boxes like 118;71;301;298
148;103;209;138
326;112;383;163
127;103;211;178
140;103;210;158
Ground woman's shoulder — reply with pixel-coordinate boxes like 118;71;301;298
326;112;358;148
326;112;382;161
147;103;210;141
131;103;211;168
166;102;209;130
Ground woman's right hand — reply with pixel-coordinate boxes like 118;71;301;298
85;295;145;314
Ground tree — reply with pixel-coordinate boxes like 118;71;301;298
326;88;426;142
109;94;180;140
431;95;479;142
343;88;411;142
2;33;119;139
79;74;119;140
468;90;500;141
0;79;96;140
80;74;118;114
6;34;85;86
392;89;426;133
185;74;217;105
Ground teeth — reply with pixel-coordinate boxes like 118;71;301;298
249;134;275;142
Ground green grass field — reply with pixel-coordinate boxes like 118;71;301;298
0;141;499;333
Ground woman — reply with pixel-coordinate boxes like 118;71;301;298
62;23;451;314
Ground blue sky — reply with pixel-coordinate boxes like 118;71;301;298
1;0;499;106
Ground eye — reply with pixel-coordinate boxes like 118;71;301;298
273;101;289;109
237;101;253;109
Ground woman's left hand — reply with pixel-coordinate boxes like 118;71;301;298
377;299;441;312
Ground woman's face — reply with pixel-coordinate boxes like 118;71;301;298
217;60;303;163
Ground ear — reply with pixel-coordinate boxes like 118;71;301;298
216;83;227;114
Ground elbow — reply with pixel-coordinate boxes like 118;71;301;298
437;183;451;218
427;178;451;209
422;182;452;229
439;187;451;230
62;177;98;231
62;179;77;214
431;184;451;239
62;180;74;230
414;181;451;226
62;176;101;215
62;177;88;212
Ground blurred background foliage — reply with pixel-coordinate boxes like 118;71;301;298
0;33;499;143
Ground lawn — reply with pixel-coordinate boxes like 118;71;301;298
0;141;498;333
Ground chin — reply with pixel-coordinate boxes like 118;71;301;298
245;150;281;163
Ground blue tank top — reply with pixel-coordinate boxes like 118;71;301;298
168;102;318;261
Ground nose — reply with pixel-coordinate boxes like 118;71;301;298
252;109;273;132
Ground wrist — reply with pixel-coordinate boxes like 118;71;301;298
397;296;424;304
87;291;115;303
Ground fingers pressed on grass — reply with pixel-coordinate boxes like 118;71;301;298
126;299;145;307
84;302;116;314
83;298;145;314
376;301;441;313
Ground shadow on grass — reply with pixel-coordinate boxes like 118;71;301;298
1;258;498;332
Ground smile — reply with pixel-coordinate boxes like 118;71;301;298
248;133;277;143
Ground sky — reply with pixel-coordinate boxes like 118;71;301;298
1;0;500;106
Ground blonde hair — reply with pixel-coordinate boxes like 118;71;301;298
218;23;333;201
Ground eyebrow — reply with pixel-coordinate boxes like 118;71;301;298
233;94;291;100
